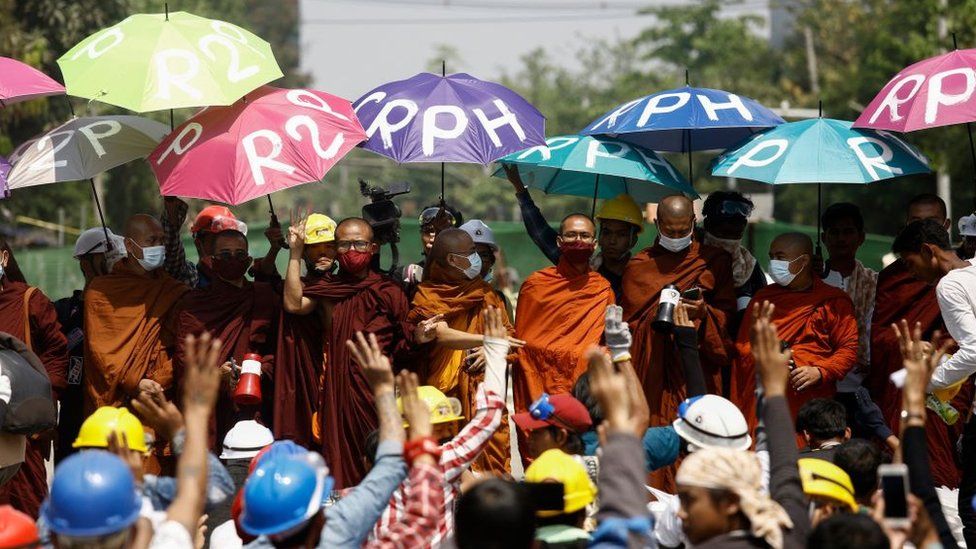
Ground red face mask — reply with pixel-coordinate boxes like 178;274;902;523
338;250;372;274
212;255;252;282
559;240;595;263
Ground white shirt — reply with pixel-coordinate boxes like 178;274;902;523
148;521;193;549
928;262;976;395
210;520;244;549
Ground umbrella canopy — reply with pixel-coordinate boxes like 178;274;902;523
854;48;976;132
0;57;66;106
711;118;931;184
7;115;169;190
57;11;282;112
581;85;784;152
353;72;546;164
149;86;366;205
493;135;697;202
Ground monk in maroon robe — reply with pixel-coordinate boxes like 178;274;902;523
284;217;414;487
868;194;972;488
0;238;68;517
175;230;279;451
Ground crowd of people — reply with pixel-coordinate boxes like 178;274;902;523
0;176;975;549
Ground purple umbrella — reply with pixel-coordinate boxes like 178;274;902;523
0;156;9;198
353;71;546;198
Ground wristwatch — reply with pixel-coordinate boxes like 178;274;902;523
900;410;925;422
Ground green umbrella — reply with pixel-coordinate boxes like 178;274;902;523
493;135;697;216
57;10;282;113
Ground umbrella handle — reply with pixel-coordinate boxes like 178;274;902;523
267;195;289;250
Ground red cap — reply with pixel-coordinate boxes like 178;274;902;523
0;504;39;547
191;205;237;235
513;394;592;434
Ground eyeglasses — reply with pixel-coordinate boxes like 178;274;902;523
213;250;249;261
336;240;371;252
560;231;595;242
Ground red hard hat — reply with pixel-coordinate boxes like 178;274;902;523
191;205;237;235
0;504;39;548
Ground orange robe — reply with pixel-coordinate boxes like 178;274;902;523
868;260;972;488
409;274;513;473
514;259;614;410
83;260;188;414
621;241;737;424
732;278;859;433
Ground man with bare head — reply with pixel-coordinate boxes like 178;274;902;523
286;216;414;487
515;214;614;427
84;213;189;415
620;194;737;490
732;232;858;434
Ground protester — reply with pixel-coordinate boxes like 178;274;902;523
284;216;415;487
732;235;859;432
957;213;976;260
54;227;125;464
174;225;280;451
407;229;516;473
514;214;614;412
513;393;593;462
799;457;859;525
398;203;463;294
84;214;188;417
454;479;536;549
0;236;68;517
833;439;881;506
796;398;850;460
523;448;597;546
700;191;766;326
276;212;336;448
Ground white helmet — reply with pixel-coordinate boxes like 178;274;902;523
672;395;751;452
220;420;274;460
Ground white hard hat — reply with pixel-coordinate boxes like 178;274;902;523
220;420;274;460
672;395;751;452
460;219;498;251
73;227;118;258
958;214;976;237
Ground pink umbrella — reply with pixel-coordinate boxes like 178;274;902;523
0;57;66;106
854;44;976;189
148;85;366;205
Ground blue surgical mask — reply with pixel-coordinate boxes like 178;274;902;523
136;245;166;272
453;252;482;280
769;255;806;286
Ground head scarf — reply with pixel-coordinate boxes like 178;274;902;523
676;448;793;549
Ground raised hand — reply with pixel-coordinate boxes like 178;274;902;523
182;332;223;412
483;306;507;340
347;331;395;395
502;164;527;193
287;208;308;255
398;371;433;440
750;301;791;397
893;319;951;420
586;346;642;436
131;390;184;443
107;431;145;483
604;305;632;362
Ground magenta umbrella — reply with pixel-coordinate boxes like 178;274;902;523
854;41;976;189
0;57;66;106
148;85;366;205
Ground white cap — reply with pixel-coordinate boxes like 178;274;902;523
460;219;497;251
220;420;274;460
73;227;119;258
959;214;976;237
672;395;751;452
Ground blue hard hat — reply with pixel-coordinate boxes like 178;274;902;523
240;451;333;536
40;450;142;537
253;440;306;470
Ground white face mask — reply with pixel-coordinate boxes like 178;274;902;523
453;252;483;280
658;231;693;253
769;255;806;286
135;245;166;271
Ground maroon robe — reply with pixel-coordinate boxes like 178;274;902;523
869;259;972;488
304;270;412;488
0;277;68;518
175;278;279;451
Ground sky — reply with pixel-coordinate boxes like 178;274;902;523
298;0;775;100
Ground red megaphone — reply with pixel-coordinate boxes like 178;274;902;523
233;353;263;406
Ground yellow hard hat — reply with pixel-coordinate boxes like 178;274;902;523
398;386;464;425
304;213;337;245
596;194;644;233
524;449;596;517
798;458;857;512
73;406;148;453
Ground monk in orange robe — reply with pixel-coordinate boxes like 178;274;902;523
515;214;614;410
408;228;515;472
0;238;68;517
84;214;188;414
732;233;858;434
867;194;972;488
621;195;737;425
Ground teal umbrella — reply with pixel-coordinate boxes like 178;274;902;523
493;135;697;216
711;116;931;252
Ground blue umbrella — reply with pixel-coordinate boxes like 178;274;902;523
581;82;783;181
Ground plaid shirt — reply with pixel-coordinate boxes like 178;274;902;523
371;385;506;548
160;198;199;287
365;461;445;549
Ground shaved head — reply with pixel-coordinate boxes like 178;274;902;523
771;232;814;257
658;195;694;223
336;217;374;241
124;214;164;248
560;214;595;235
